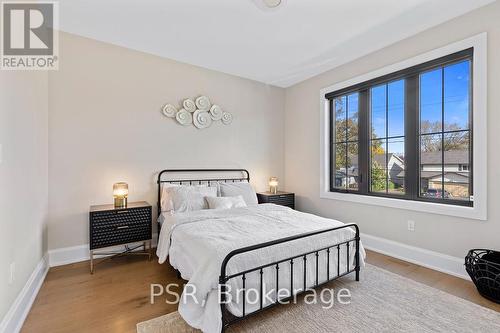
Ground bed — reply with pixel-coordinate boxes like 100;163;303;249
156;169;365;333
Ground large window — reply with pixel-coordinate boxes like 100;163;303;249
328;49;473;207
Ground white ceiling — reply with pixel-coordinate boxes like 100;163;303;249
58;0;495;87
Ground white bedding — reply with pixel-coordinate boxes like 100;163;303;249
157;204;366;333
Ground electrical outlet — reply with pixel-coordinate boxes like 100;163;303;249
407;220;415;232
9;262;15;285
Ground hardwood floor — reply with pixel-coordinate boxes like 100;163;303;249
22;250;500;333
21;255;180;333
367;250;500;312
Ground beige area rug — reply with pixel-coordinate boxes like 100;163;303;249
137;264;500;333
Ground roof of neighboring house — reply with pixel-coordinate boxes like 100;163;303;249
428;172;469;183
373;154;388;166
420;150;469;165
396;171;441;178
396;170;469;179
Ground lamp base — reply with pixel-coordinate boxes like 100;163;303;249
270;187;278;194
114;197;127;208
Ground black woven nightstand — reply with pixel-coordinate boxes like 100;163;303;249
257;191;295;209
89;201;152;273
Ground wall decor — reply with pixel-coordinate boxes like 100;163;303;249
175;109;193;126
193;110;212;129
195;95;211;111
221;111;233;125
183;99;196;112
161;95;233;129
209;105;223;121
162;104;177;118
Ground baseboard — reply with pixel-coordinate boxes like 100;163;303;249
49;232;467;279
361;233;469;280
48;234;158;267
0;254;49;333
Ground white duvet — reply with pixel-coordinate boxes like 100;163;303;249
157;204;366;333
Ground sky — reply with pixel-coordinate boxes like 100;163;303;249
368;59;470;156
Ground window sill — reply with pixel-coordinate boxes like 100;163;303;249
319;190;486;220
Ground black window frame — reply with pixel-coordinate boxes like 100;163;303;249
326;48;473;207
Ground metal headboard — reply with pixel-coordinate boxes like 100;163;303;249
156;169;250;217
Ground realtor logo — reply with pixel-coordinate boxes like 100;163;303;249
1;1;58;70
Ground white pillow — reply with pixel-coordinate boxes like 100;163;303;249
160;183;178;212
205;195;247;210
218;182;258;206
161;184;217;213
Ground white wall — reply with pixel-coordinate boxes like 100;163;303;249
284;1;500;258
0;71;49;320
47;32;285;250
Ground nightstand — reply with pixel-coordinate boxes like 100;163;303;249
89;201;152;274
257;191;295;209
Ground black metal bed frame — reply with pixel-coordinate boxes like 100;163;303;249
157;169;360;333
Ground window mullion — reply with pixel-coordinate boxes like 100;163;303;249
405;75;419;199
329;99;334;191
358;89;370;194
441;67;445;199
345;97;349;191
385;84;389;194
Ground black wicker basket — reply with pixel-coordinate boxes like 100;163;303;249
465;249;500;304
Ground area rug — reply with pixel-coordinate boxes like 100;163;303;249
137;264;500;333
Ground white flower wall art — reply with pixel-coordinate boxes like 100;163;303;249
175;109;192;126
182;99;196;112
162;104;177;118
193;110;212;129
161;95;233;129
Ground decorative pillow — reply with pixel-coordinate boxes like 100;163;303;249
218;182;258;206
160;183;178;212
161;184;217;213
205;195;247;210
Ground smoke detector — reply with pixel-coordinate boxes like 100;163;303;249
252;0;285;11
263;0;282;8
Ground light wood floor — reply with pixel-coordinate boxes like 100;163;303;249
22;250;500;333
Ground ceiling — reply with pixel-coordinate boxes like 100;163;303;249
58;0;495;87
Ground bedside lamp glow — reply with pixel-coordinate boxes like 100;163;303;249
113;182;128;208
269;177;278;194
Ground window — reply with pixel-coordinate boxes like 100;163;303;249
419;60;471;202
370;80;405;195
327;49;473;207
332;93;359;191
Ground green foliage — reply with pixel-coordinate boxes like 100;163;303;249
334;118;384;169
370;161;387;191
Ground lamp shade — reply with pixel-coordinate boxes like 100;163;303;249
113;182;128;208
269;177;278;194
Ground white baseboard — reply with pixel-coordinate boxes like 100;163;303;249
0;255;49;333
48;235;158;267
49;233;468;280
361;233;469;280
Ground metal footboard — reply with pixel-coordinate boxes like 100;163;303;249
219;224;360;332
